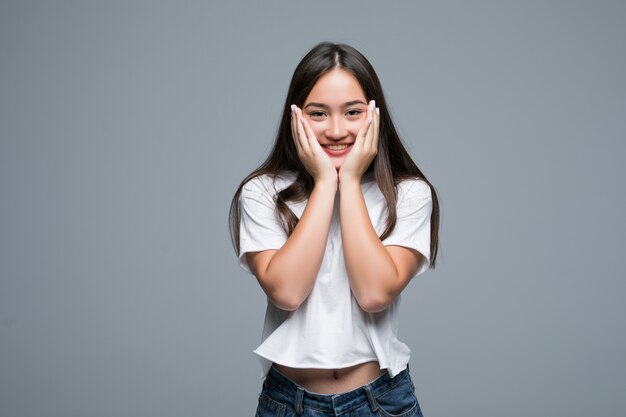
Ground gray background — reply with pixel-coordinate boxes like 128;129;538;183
1;1;625;416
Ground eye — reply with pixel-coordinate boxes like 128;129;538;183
308;111;326;119
346;109;363;117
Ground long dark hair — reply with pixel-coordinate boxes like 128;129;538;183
229;42;440;269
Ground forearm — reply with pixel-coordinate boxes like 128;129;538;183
263;180;337;309
339;179;399;312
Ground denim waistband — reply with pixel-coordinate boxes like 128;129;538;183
262;364;412;415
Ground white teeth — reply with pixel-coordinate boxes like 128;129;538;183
326;144;349;151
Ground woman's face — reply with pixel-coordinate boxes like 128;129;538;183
302;67;369;170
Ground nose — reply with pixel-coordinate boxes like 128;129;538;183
324;116;348;141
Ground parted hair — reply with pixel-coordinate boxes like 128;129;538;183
229;42;440;269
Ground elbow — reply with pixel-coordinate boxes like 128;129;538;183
257;270;309;311
352;272;400;313
268;288;307;311
355;292;394;313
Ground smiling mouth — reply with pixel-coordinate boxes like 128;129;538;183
322;144;352;151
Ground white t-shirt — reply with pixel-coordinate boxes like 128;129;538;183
237;170;432;378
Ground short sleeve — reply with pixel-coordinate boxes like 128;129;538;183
238;177;288;274
382;179;433;277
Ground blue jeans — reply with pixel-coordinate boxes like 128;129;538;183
255;365;424;417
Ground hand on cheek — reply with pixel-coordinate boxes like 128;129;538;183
338;100;379;183
290;105;338;185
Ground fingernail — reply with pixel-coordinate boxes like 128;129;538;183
291;105;295;113
376;107;379;116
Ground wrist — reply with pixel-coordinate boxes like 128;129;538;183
338;169;363;184
314;177;338;193
338;176;361;191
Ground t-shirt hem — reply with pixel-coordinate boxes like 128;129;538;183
255;353;410;380
381;242;430;276
238;243;285;274
254;350;381;378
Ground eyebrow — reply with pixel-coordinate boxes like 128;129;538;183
303;100;367;109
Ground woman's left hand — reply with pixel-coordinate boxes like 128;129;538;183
338;100;379;183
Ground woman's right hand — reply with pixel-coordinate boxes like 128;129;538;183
291;105;337;185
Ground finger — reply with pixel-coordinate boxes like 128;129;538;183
291;106;303;152
362;100;375;149
368;101;377;150
354;100;374;150
295;108;310;153
371;105;380;152
290;105;301;153
356;116;372;152
300;115;321;151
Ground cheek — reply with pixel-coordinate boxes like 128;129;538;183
306;123;324;141
348;124;362;137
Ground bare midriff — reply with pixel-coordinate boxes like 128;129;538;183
272;361;386;394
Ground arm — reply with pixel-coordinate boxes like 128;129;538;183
337;101;425;312
246;180;336;311
339;179;422;313
246;105;338;311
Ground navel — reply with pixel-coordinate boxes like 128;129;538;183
333;369;340;380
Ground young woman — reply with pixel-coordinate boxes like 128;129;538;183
229;42;440;417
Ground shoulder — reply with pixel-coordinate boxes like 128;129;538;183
361;176;431;211
396;177;431;198
241;171;297;196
